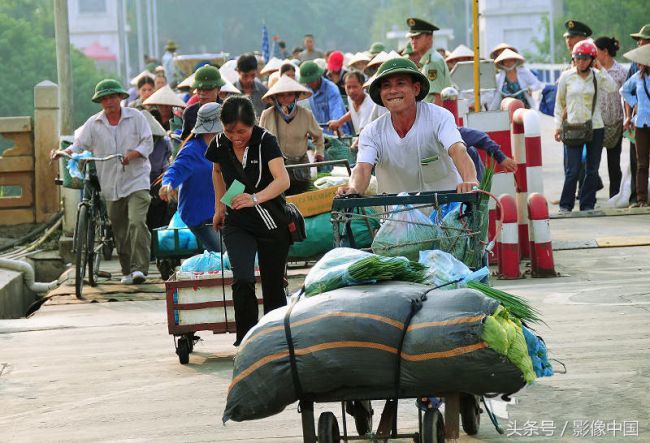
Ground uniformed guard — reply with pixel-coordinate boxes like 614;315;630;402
563;19;592;52
406;17;452;105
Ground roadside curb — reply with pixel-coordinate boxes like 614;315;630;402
553;236;650;251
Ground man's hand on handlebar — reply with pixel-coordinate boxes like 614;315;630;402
121;150;142;166
456;181;480;193
336;183;359;197
50;148;72;160
327;119;342;132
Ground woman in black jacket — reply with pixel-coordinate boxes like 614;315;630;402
206;96;291;346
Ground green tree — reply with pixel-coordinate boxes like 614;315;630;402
549;0;648;63
0;2;108;129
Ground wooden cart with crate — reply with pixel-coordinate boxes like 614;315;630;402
165;270;263;364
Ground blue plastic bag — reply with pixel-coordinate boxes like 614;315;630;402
539;84;556;117
157;212;199;251
180;251;230;272
522;325;554;378
430;202;461;225
66;150;92;179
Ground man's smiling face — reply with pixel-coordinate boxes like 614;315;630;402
379;73;420;112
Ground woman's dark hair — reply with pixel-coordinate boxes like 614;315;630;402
220;96;256;127
137;76;155;89
237;53;258;73
280;63;296;75
594;36;620;57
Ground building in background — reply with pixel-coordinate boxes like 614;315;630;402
479;0;553;61
68;0;120;73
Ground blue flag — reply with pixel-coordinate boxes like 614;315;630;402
261;25;270;63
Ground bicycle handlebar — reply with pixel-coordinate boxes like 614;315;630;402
58;152;124;162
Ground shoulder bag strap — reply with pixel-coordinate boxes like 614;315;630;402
590;69;598;117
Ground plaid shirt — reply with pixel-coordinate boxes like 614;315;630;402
599;61;628;126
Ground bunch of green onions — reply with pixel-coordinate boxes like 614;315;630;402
466;280;543;325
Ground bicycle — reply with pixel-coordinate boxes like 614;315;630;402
55;153;122;298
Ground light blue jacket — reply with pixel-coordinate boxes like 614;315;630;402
620;72;650;128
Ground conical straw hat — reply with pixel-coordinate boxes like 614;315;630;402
494;48;525;66
366;51;402;71
219;60;239;84
220;79;242;95
446;44;474;62
623;44;650;67
143;85;187;108
130;69;155;86
262;74;312;103
261;57;285;75
141;110;167;137
177;72;195;89
490;42;516;60
348;51;372;68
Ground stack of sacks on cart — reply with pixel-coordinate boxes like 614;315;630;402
223;248;553;423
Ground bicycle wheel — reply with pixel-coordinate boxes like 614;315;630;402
74;205;89;298
88;213;100;287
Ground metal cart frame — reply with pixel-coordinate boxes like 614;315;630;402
292;191;487;442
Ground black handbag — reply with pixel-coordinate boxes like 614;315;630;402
561;71;597;146
285;202;307;243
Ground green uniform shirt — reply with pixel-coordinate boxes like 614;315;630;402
419;49;452;101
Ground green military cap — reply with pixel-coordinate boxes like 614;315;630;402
165;40;178;51
563;20;592;38
298;61;325;84
191;65;225;90
369;42;386;55
368;58;429;106
91;79;129;103
631;24;650;41
406;17;439;37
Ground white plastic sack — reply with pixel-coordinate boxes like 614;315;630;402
607;163;650;208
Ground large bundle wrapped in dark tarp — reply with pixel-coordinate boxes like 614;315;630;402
223;282;527;423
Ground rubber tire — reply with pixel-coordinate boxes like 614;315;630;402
102;242;113;261
177;336;190;364
186;334;195;353
421;408;445;443
352;401;372;436
317;411;340;443
460;394;480;436
88;216;99;287
158;259;174;281
74;205;89;299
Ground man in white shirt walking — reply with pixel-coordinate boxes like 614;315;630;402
328;71;374;135
338;58;478;196
54;79;154;284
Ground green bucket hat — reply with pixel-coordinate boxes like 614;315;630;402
165;40;178;51
191;65;225;90
299;61;325;84
368;58;429;106
91;79;129;103
369;42;386;55
631;24;650;41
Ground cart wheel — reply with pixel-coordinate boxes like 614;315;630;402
185;334;196;353
317;411;340;443
351;400;373;436
421;408;445;443
176;336;190;364
460;394;481;436
158;259;174;281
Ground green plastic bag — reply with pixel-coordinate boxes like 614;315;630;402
289;210;379;259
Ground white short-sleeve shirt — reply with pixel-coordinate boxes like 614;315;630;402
349;93;375;134
357;101;463;193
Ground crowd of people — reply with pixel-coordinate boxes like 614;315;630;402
52;18;650;344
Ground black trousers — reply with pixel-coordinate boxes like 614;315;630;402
223;223;291;343
604;136;623;199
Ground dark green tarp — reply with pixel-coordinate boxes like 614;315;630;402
223;282;527;423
